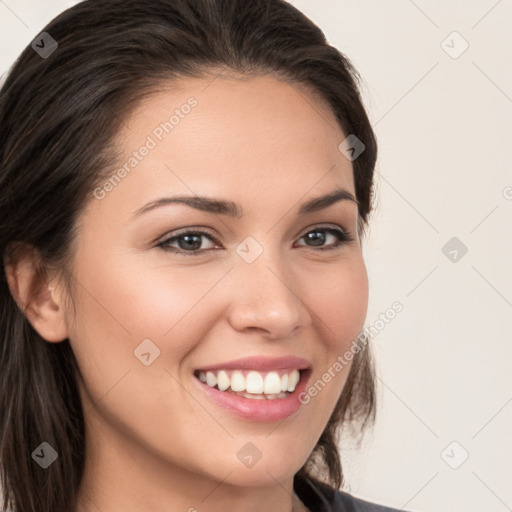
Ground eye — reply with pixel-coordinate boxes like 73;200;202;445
295;226;355;250
156;225;354;256
157;229;220;255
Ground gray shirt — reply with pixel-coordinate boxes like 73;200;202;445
294;474;412;512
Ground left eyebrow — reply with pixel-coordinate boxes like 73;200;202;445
131;187;358;220
297;188;358;215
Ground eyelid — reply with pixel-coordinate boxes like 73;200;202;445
298;222;350;238
157;226;220;245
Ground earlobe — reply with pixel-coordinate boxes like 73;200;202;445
4;243;69;343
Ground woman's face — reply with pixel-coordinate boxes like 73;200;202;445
63;73;368;496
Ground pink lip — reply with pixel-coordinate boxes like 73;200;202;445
193;367;312;423
195;355;312;372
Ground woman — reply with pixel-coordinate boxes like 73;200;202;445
0;1;411;511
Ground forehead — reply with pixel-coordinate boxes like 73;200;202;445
89;73;355;221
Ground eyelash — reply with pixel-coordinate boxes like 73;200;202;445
156;225;355;256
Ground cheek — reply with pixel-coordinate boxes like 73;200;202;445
299;257;368;414
73;250;223;335
65;254;220;451
307;257;369;351
65;253;229;386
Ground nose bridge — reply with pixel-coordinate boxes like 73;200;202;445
226;235;311;337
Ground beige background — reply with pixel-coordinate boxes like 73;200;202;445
1;1;511;511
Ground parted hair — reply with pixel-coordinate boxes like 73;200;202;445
0;0;378;510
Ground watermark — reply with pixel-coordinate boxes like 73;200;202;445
133;338;161;366
31;32;58;59
440;31;469;60
338;134;365;161
31;441;59;469
440;441;469;469
441;236;468;263
236;442;262;468
298;301;403;404
503;186;512;200
93;97;198;200
236;236;264;263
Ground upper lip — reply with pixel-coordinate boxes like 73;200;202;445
195;356;312;372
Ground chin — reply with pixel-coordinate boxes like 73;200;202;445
220;465;299;488
202;444;309;488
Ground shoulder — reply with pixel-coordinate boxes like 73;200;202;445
294;473;414;512
333;489;408;512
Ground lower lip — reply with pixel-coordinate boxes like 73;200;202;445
193;369;311;422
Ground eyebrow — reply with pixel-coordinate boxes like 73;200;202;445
132;187;358;219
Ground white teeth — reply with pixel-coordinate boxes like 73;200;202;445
230;371;245;392
196;368;303;397
236;390;288;400
264;372;282;394
216;370;230;391
240;391;266;400
280;373;288;392
205;371;217;387
265;392;288;399
246;371;264;394
287;369;300;392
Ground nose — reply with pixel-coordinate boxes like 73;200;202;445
225;247;312;340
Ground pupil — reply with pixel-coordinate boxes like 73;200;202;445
307;231;325;246
179;234;201;250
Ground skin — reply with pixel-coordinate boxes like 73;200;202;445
6;72;369;512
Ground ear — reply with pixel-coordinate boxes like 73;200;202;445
4;242;69;342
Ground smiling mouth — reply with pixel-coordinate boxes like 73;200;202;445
193;368;305;400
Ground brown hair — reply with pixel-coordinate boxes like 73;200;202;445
0;1;377;510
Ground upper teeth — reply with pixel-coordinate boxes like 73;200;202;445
197;369;301;394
